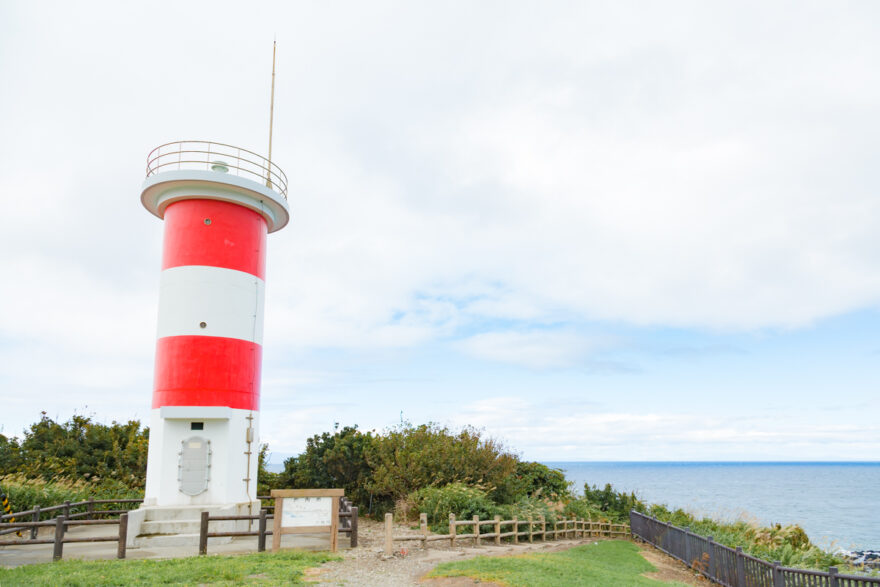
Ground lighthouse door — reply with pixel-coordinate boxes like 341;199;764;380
178;436;212;496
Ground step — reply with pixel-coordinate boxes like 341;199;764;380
142;503;256;522
132;532;233;548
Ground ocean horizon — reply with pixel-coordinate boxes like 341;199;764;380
544;461;879;551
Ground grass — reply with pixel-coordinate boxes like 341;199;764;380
427;540;690;587
0;550;338;586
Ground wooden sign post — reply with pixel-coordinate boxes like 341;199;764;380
270;488;344;552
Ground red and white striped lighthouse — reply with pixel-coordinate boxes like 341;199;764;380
140;141;289;511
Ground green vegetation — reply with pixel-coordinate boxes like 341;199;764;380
0;550;336;586
428;540;689;586
643;504;844;570
0;413;149;488
277;425;376;507
0;474;143;520
0;414;149;513
277;422;522;515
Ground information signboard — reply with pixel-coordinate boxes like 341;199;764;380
270;488;344;552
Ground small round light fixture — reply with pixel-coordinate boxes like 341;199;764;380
204;218;212;225
199;322;207;329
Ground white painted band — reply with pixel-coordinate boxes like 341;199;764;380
157;265;265;344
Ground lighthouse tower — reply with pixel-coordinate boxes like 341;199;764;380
136;141;288;533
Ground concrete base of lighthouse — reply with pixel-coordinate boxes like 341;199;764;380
128;406;261;547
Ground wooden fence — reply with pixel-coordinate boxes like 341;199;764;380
197;503;358;555
0;514;129;561
383;512;630;555
630;510;880;587
0;496;357;561
0;498;143;537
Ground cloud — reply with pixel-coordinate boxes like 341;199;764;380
456;330;601;369
449;397;880;461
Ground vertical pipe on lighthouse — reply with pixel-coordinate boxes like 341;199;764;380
140;145;289;510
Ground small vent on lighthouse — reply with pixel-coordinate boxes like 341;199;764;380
178;436;212;496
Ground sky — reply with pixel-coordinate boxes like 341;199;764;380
1;1;878;464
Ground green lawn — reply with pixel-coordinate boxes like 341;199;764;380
427;540;690;587
0;550;338;586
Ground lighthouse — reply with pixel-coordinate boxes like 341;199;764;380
131;141;289;543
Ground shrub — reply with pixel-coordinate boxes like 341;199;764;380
413;483;497;532
0;474;143;520
581;483;646;523
562;498;606;522
366;423;516;505
645;504;844;570
493;461;570;504
280;425;376;510
496;496;559;526
13;413;149;488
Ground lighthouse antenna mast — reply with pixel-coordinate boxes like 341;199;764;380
267;39;277;189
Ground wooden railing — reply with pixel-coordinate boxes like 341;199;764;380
0;495;357;561
197;503;358;555
0;498;142;538
0;514;130;560
383;512;630;555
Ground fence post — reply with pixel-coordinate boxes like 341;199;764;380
473;515;480;547
540;515;546;541
587;516;592;538
257;509;267;552
683;527;691;566
420;513;428;549
117;513;128;559
706;536;715;580
773;561;784;587
199;511;209;555
350;506;358;548
53;515;65;561
528;517;533;543
87;499;95;521
31;505;40;540
494;515;501;545
449;513;456;548
828;567;839;587
383;512;393;556
512;516;518;544
735;546;747;587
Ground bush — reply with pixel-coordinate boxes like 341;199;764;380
581;483;646;523
562;498;606;522
0;474;143;520
280;425;376;510
13;413;149;488
496;496;559;526
645;504;844;570
493;461;570;504
413;483;497;532
366;423;516;506
257;443;282;497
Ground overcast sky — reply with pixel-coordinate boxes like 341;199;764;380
1;0;878;463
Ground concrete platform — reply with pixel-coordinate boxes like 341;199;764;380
0;523;349;568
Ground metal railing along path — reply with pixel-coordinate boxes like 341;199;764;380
631;510;880;587
146;140;288;199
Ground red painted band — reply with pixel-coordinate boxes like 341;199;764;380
162;199;267;279
153;335;261;410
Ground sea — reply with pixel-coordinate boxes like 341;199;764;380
544;461;879;552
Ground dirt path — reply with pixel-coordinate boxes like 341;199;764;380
306;519;709;586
